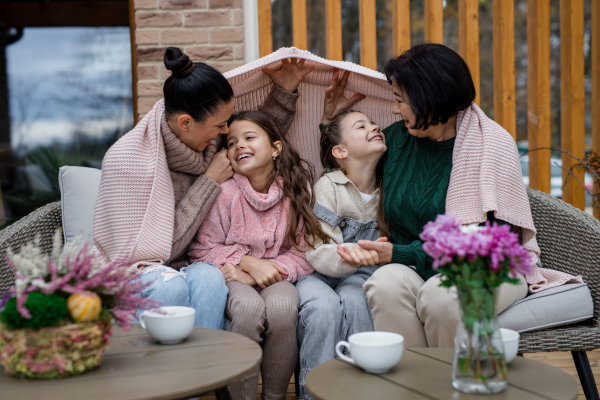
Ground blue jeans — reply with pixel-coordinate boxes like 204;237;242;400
137;263;228;330
296;267;376;400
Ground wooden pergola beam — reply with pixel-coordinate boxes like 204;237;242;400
560;0;586;210
458;0;480;105
359;0;377;70
527;0;551;194
493;0;516;140
0;1;129;28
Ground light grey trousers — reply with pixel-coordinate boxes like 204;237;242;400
226;280;299;400
296;267;376;400
363;264;528;348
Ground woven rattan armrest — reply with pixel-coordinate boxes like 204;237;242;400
0;202;63;295
521;189;600;354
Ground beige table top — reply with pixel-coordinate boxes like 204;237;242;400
306;348;578;400
0;324;262;400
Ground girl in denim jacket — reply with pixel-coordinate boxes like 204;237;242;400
296;110;389;400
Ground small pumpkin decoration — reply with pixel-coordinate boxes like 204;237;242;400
67;292;102;322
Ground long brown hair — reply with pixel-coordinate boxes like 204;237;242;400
320;111;392;239
229;111;329;250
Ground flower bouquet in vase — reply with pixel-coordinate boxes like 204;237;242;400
420;215;533;394
0;229;155;379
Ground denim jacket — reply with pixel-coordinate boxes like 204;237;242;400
306;171;380;278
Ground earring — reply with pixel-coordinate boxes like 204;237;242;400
273;157;277;161
347;156;351;160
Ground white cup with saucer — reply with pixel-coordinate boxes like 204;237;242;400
140;306;195;344
335;331;404;373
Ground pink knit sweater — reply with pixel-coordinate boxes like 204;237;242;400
187;173;314;283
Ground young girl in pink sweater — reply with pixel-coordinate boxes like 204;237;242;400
188;110;327;400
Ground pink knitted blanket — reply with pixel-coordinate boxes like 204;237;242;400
447;103;582;292
224;48;581;292
93;47;581;292
93;99;175;269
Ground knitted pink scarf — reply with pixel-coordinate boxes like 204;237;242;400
447;103;582;292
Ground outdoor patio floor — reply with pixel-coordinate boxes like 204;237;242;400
197;349;600;400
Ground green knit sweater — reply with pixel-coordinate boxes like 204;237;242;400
381;121;455;281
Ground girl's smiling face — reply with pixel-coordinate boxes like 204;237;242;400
226;120;282;178
338;112;386;160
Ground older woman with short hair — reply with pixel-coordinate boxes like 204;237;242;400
323;43;534;348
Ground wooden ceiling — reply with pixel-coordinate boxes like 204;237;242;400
0;0;130;28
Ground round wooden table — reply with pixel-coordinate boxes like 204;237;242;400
306;348;578;400
0;324;262;400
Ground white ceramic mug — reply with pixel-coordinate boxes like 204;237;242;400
335;331;404;373
498;328;520;363
140;306;195;344
455;328;520;363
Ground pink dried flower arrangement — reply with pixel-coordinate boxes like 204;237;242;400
2;229;157;330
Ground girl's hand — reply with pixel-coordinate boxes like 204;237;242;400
336;246;359;267
355;237;393;264
322;69;367;125
239;256;288;289
220;264;256;286
348;244;380;266
262;58;315;93
204;148;233;184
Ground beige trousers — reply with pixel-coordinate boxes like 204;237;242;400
226;280;299;400
363;264;527;348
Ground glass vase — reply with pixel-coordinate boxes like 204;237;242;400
452;287;507;394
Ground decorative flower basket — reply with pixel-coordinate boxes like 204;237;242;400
0;230;157;379
0;319;112;379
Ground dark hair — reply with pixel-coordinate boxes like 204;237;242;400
229;111;329;250
384;43;476;130
163;47;234;122
320;111;391;240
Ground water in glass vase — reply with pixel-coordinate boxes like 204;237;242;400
453;349;508;393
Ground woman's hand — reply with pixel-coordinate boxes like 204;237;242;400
220;263;256;286
204;148;233;184
337;237;391;265
322;69;367;125
239;255;288;289
262;58;315;93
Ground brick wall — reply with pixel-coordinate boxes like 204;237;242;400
132;0;245;119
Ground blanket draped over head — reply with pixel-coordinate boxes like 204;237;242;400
93;47;580;291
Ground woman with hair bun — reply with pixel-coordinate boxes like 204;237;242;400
93;47;313;329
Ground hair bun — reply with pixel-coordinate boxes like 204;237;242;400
164;47;195;77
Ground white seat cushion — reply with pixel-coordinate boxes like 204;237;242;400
498;283;594;332
58;166;102;244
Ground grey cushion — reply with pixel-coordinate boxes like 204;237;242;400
498;283;593;332
58;166;102;244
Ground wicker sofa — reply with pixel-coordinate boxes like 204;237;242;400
1;190;600;398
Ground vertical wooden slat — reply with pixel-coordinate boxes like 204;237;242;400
359;0;377;70
424;0;444;44
458;0;480;105
492;0;516;140
292;0;307;50
593;0;600;218
527;0;551;194
257;0;272;57
326;0;343;60
560;0;585;210
128;0;138;125
392;0;411;55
